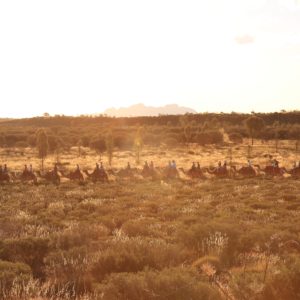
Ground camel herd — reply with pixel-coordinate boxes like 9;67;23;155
0;160;300;184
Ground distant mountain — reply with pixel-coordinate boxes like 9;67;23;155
103;103;196;117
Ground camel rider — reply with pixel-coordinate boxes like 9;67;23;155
127;162;131;170
218;161;222;170
29;165;33;173
223;161;227;170
95;163;99;171
3;164;8;174
75;164;80;175
168;161;172;169
191;162;196;170
150;161;154;170
197;162;201;170
248;160;252;167
53;164;58;174
143;161;149;171
172;160;177;169
24;165;28;174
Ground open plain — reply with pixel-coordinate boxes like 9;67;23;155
1;141;300;299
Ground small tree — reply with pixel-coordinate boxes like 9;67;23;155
77;138;83;158
133;127;143;165
36;129;48;171
106;130;114;166
247;145;252;160
90;135;106;160
245;116;265;145
53;136;64;163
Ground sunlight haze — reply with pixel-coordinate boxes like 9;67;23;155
0;0;299;117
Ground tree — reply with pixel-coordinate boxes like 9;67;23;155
133;127;143;165
90;135;106;160
77;138;83;158
52;136;64;163
36;129;48;171
245;116;265;145
106;130;114;166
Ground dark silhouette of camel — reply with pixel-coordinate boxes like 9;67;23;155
207;166;229;178
256;165;286;177
84;169;109;183
37;170;60;184
20;171;37;183
0;172;10;182
231;166;257;177
60;169;84;181
184;166;205;179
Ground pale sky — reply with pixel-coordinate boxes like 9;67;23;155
0;0;300;117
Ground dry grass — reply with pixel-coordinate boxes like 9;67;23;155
0;142;300;299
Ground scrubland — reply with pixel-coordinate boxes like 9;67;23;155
0;142;300;300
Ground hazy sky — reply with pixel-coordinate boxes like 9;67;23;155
0;0;300;117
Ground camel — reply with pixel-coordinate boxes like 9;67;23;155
0;172;10;183
36;170;60;184
286;166;300;178
161;167;179;179
83;169;109;183
231;166;257;178
141;167;161;180
207;166;230;178
116;167;140;179
19;171;38;183
256;165;286;177
60;170;84;182
184;166;206;179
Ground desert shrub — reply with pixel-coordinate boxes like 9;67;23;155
0;260;32;297
122;219;158;238
89;136;106;153
80;135;91;147
193;256;221;273
194;130;223;145
259;255;300;300
143;132;161;146
52;223;109;250
228;132;243;143
27;134;37;147
179;222;240;267
1;238;49;279
91;238;183;281
98;267;221;300
113;134;133;149
164;137;178;147
15;141;29;148
44;246;93;295
4;134;27;147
